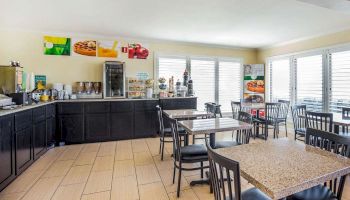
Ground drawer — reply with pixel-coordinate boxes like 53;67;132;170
134;100;158;112
110;101;134;113
33;106;46;123
85;102;110;113
15;110;32;131
57;103;84;115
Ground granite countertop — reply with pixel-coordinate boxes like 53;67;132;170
0;97;197;117
178;118;253;135
163;109;212;119
214;139;350;199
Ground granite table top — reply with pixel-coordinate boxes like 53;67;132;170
214;138;350;200
163;109;213;119
178;117;252;135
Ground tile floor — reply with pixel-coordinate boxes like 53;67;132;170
0;128;349;200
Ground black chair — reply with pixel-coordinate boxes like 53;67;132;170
231;101;241;120
235;111;253;145
156;105;187;161
168;117;209;197
206;102;223;118
305;111;333;132
255;103;281;140
206;140;271;200
288;128;350;200
277;100;290;137
291;105;307;141
339;107;350;136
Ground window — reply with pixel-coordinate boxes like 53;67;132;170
218;60;241;111
296;54;323;111
156;55;242;111
191;58;216;111
157;56;187;83
269;59;290;101
329;50;350;112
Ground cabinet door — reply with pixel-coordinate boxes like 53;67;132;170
46;117;56;147
134;111;157;138
58;115;84;144
110;113;134;140
57;103;84;115
33;120;47;160
85;114;110;142
0;115;15;191
15;126;33;175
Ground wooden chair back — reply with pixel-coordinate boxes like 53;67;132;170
291;105;307;131
278;100;290;119
236;111;252;144
156;105;165;136
306;111;333;132
231;101;241;120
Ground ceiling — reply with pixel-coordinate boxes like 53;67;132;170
1;0;350;48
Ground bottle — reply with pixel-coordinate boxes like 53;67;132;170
188;78;194;96
176;79;181;96
183;69;189;87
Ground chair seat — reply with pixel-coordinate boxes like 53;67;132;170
214;141;239;149
289;185;337;200
295;128;306;135
181;144;207;156
229;187;271;200
164;127;187;136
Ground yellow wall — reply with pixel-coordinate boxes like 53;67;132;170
0;30;257;87
257;29;350;63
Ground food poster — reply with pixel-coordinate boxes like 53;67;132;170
34;75;46;90
243;64;265;103
122;43;149;59
43;36;71;56
97;40;120;58
72;39;97;56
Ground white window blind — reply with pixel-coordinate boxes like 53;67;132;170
218;60;241;111
329;50;350;112
296;54;323;111
270;59;290;101
191;59;216;111
158;56;187;83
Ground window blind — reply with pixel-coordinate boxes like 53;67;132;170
191;58;216;111
329;50;350;112
269;59;290;101
158;56;187;83
218;60;241;111
296;54;323;111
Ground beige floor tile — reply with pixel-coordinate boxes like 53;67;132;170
154;155;174;171
136;164;161;185
82;143;101;153
74;151;97;166
113;159;135;178
92;156;114;171
111;176;139;200
115;148;133;161
168;189;199;200
81;191;111;200
41;160;74;178
1;170;43;194
26;154;56;172
0;192;25;200
145;138;161;156
58;146;83;161
21;176;63;200
51;183;85;200
132;139;149;153
61;165;92;185
139;181;169;200
98;142;116;157
159;169;190;193
83;170;113;194
192;185;214;200
134;151;154;166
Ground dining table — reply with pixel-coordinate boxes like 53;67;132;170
162;109;213;119
214;138;350;200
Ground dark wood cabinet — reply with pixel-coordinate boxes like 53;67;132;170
57;102;84;114
110;113;134;140
14;110;33;175
46;104;56;147
58;115;84;144
85;113;110;142
134;100;158;138
33;120;46;160
159;97;197;110
0;115;15;191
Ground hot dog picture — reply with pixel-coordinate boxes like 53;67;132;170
246;80;265;93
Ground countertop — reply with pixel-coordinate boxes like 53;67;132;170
0;96;197;117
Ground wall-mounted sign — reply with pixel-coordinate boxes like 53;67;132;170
34;75;47;90
122;43;149;59
97;40;120;58
43;36;71;56
72;39;97;57
243;64;265;103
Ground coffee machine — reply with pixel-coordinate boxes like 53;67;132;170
0;63;31;105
